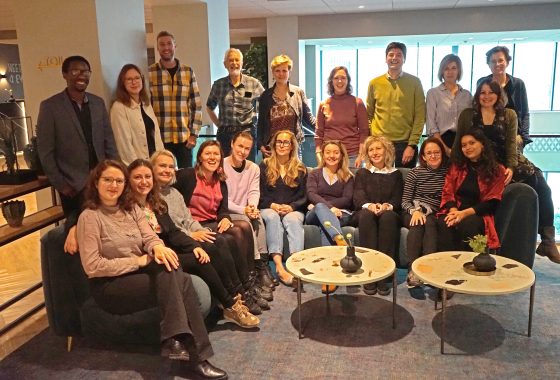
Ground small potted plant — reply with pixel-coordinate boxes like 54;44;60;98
467;234;496;272
324;221;362;273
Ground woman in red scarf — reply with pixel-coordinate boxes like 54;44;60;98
438;129;506;252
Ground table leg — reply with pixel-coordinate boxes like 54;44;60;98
441;288;447;354
392;270;397;329
297;277;302;339
435;296;438;310
528;282;535;337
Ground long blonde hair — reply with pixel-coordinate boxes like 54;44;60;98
265;130;306;187
318;140;352;182
363;135;396;170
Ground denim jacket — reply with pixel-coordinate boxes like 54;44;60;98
257;82;316;150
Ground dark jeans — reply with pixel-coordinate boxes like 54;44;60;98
437;214;486;252
164;142;193;169
89;261;213;360
440;130;456;150
216;127;257;163
60;190;84;234
393;142;418;169
523;170;554;229
403;213;438;270
350;208;400;260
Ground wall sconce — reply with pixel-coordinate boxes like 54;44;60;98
0;73;6;80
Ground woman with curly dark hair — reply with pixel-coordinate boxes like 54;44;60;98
439;130;506;255
76;160;227;380
452;79;560;264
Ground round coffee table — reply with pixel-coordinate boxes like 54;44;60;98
286;246;397;338
411;251;536;354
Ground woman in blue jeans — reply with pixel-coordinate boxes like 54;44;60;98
306;140;354;294
259;130;307;287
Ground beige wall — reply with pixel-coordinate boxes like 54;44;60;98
266;16;301;88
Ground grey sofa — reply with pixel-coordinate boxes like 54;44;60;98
41;225;213;346
283;168;538;269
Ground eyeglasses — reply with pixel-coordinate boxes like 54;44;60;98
125;76;142;84
69;69;92;77
275;140;292;147
100;177;125;186
424;152;441;157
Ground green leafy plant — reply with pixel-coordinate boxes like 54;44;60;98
243;42;268;85
466;234;488;254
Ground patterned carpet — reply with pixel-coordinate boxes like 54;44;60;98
1;256;559;380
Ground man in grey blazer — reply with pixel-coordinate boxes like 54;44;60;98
37;56;119;253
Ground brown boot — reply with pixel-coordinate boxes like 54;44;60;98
536;226;560;264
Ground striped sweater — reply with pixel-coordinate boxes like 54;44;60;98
401;165;448;216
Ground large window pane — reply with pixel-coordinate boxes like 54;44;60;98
514;42;555;111
552;43;560;111
356;48;387;102
471;44;513;91
431;46;454;90
457;45;473;92
319;49;356;103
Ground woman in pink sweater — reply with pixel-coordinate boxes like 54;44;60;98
315;66;369;168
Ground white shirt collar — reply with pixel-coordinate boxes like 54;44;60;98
386;71;404;80
368;165;398;174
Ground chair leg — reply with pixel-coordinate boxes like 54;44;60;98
67;336;72;352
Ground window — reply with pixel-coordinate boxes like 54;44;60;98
356;48;387;102
553;43;560;111
457;45;474;92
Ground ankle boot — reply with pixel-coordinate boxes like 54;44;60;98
261;253;279;286
255;259;275;290
241;291;262;315
536;226;560;264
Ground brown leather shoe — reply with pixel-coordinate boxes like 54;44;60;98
161;338;189;361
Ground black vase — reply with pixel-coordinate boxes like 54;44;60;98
1;200;26;227
340;246;362;273
473;246;496;272
23;136;44;174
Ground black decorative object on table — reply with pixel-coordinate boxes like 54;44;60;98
1;200;26;227
473;246;496;272
340;246;363;273
463;235;497;275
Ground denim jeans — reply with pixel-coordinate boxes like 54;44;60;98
347;154;362;169
305;203;352;246
260;208;304;256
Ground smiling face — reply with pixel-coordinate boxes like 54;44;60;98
153;154;175;187
461;135;483;162
368;141;386;168
129;165;153;200
443;61;459;84
332;70;348;95
422;142;442;169
96;167;125;206
157;36;176;61
225;51;243;77
63;61;90;93
386;48;405;73
323;143;342;168
274;132;294;158
273;64;291;85
479;84;498;109
124;68;143;99
200;145;221;174
231;136;252;164
489;52;508;76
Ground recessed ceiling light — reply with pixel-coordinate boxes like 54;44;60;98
358;5;365;8
368;41;373;43
501;38;515;41
469;37;474;40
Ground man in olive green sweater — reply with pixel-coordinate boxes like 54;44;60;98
366;42;425;168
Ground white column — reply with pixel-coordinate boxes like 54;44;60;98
266;16;302;88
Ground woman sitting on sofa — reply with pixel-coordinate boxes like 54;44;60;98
259;130;308;287
76;160;227;380
127;158;259;328
351;135;403;297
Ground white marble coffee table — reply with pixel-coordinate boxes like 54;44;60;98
286;245;397;338
411;251;536;354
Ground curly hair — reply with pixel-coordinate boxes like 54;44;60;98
82;160;136;212
264;130;306;187
194;140;227;182
473;78;507;113
362;135;396;170
418;137;448;168
326;66;353;96
318;140;353;182
115;64;150;107
127;159;168;215
453;129;502;185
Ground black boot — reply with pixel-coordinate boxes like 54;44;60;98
261;253;279;286
241;291;262;315
536;226;560;264
187;360;228;380
253;273;273;301
255;258;275;290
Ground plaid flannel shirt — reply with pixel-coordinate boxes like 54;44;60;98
206;74;264;129
149;59;202;144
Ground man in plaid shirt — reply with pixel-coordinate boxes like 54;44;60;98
207;48;264;162
149;31;202;168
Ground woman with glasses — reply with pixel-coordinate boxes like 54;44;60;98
257;55;316;160
76;160;228;380
110;64;164;165
315;66;369;168
426;54;472;157
259;130;307;287
401;137;448;288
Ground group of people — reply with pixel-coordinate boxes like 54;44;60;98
34;29;559;379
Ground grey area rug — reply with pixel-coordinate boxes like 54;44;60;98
1;256;559;380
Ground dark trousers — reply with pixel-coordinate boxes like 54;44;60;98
89;261;213;360
403;213;438;270
437;214;485;252
351;208;400;263
164;142;193;169
393;142;418;168
216;127;257;163
524;170;554;228
59;191;83;234
440;130;456;150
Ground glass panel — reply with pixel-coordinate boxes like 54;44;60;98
457;45;473;92
356;48;387;102
553;43;560;111
471;44;513;92
431;46;454;89
319;49;357;103
416;47;434;93
514;42;555;111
